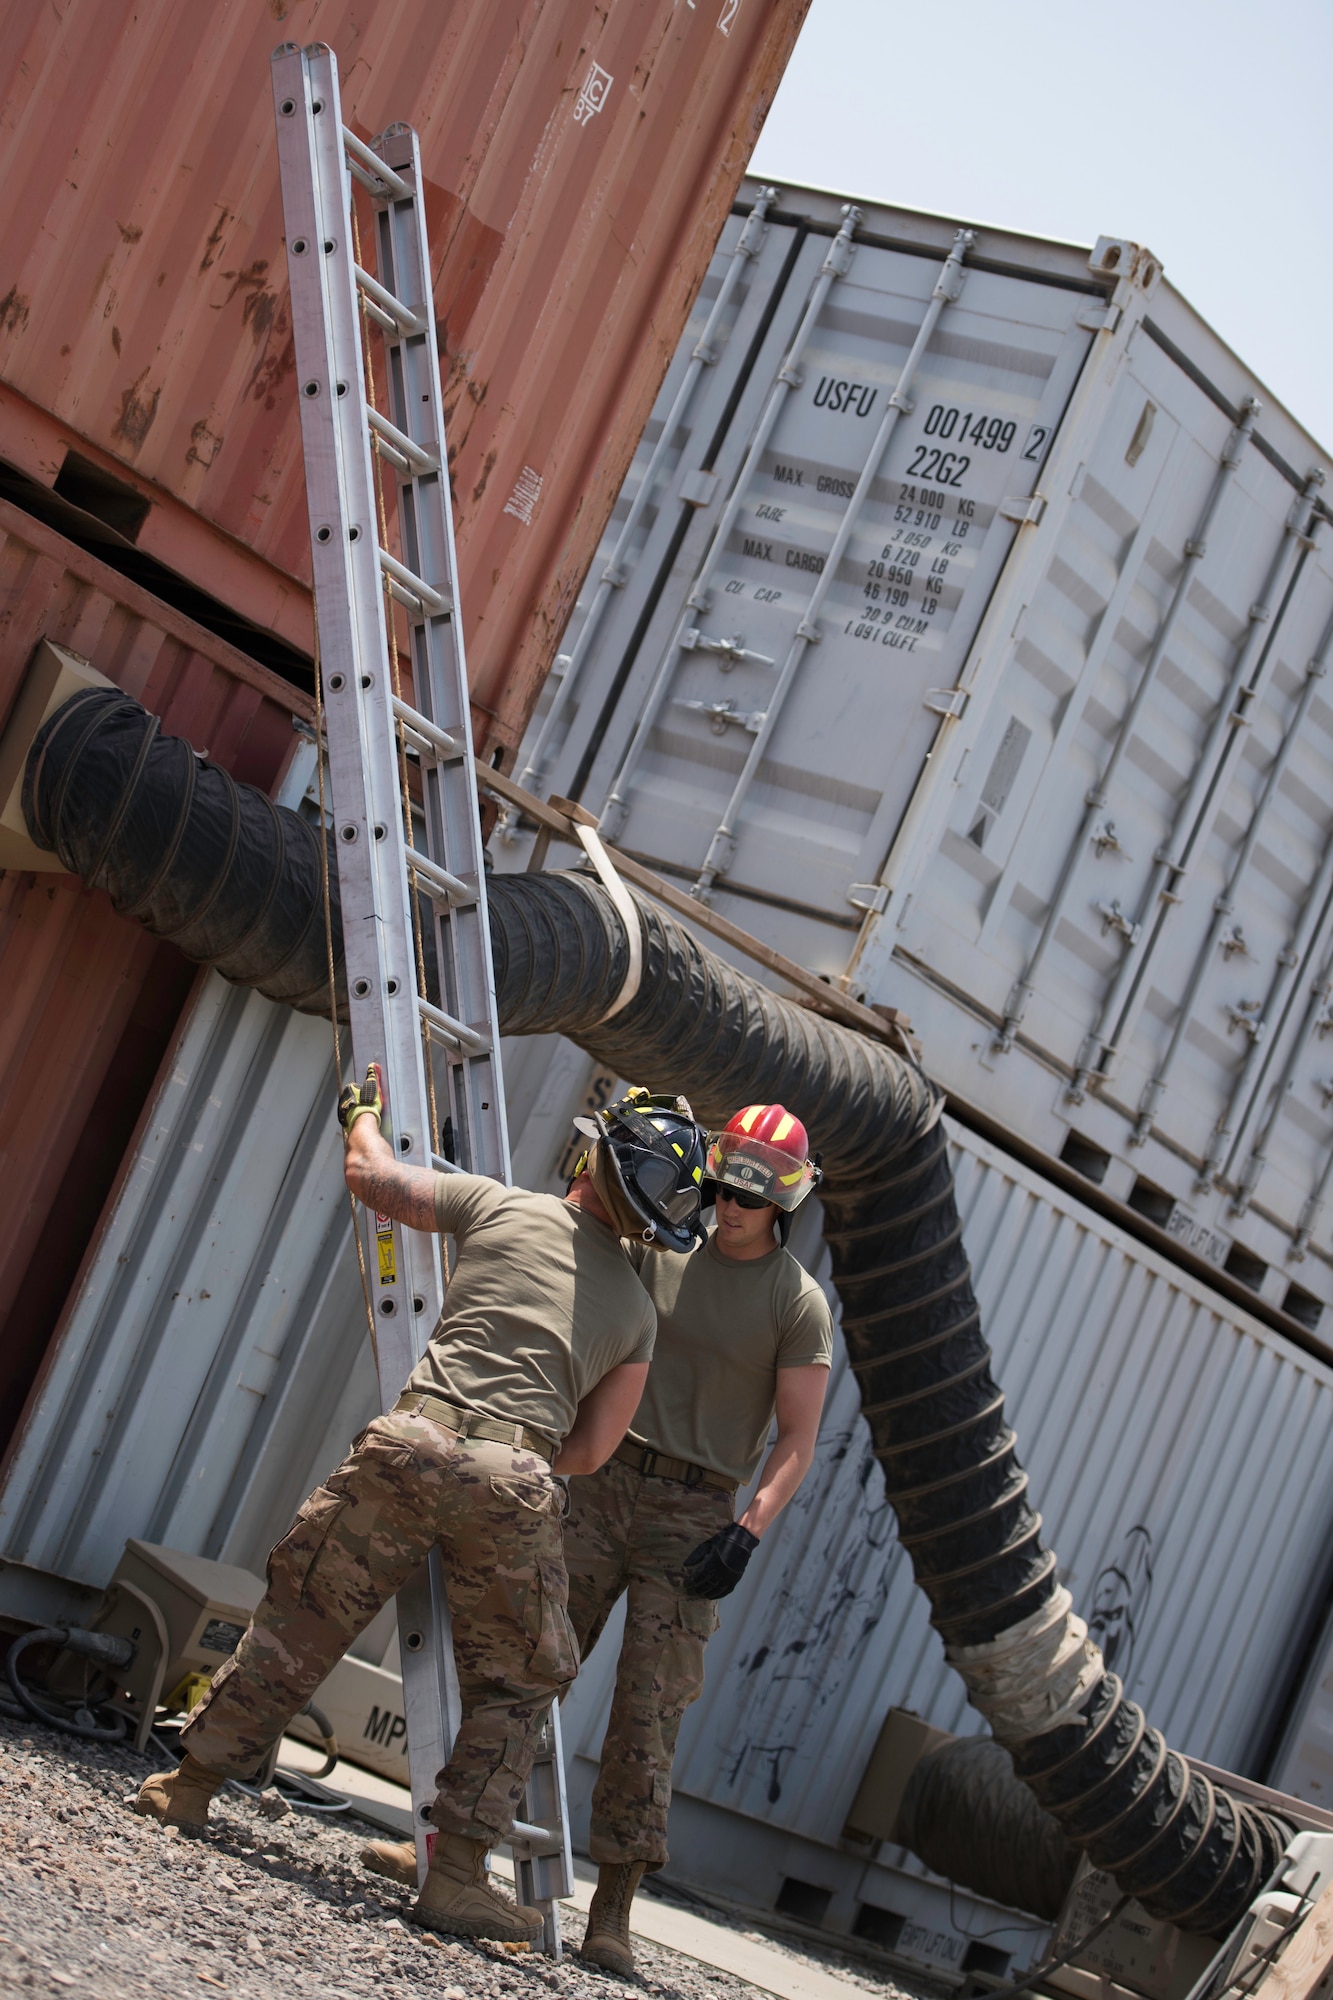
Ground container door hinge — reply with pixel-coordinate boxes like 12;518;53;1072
924;685;969;720
679;468;719;508
999;493;1047;527
1076;300;1123;334
847;881;890;916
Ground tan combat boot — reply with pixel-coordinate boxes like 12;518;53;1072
361;1836;418;1887
412;1832;544;1944
134;1754;226;1829
580;1860;646;1976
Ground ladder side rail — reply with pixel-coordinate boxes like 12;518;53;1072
368;121;567;1939
273;40;457;1882
371;124;511;1185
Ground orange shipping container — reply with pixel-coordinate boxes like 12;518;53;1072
0;0;808;1459
0;500;309;1456
0;0;810;763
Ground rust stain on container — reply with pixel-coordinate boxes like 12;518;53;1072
0;0;811;764
0;501;306;1459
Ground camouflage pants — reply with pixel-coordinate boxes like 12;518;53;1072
564;1457;732;1869
181;1406;577;1842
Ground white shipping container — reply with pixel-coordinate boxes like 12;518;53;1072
503;178;1333;1326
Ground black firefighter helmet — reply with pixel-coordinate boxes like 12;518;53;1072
574;1088;708;1252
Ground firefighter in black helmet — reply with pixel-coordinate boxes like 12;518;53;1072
572;1087;710;1253
139;1072;707;1950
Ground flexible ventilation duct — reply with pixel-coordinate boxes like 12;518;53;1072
22;688;344;1016
897;1736;1081;1924
24;686;1286;1935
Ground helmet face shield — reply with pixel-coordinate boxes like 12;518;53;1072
625;1146;702;1226
705;1129;818;1213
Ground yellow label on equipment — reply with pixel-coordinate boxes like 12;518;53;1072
376;1212;398;1285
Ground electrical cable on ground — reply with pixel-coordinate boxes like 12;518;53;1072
4;1627;130;1741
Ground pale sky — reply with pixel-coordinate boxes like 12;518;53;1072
751;0;1333;455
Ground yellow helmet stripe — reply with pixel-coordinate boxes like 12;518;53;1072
771;1111;796;1144
778;1167;805;1186
737;1105;761;1133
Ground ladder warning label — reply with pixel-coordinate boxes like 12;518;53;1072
375;1213;398;1285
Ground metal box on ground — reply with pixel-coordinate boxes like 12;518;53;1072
503;176;1333;1322
842;1708;955;1846
87;1539;410;1785
89;1539;265;1746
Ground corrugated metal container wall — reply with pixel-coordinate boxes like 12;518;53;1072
0;1017;619;1599
1269;1596;1333;1812
0;966;378;1592
503;178;1333;1321
0;990;607;1600
0;500;307;1456
555;1117;1333;1934
0;0;810;764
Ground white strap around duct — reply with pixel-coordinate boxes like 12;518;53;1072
946;1584;1104;1743
574;821;643;1025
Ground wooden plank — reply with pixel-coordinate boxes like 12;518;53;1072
1248;1877;1333;2000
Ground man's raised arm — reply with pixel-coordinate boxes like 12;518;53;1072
339;1064;437;1232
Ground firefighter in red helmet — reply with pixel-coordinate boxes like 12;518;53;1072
564;1101;831;1971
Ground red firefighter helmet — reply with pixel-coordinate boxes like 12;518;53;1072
705;1104;821;1213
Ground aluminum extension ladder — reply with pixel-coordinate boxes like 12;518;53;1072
271;42;573;1954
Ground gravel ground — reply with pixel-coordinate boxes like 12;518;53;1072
0;1720;934;2000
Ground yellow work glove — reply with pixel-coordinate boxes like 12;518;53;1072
338;1061;385;1139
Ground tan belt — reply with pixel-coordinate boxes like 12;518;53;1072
394;1393;555;1465
612;1438;738;1495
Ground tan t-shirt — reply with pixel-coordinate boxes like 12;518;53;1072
404;1176;656;1444
626;1229;833;1483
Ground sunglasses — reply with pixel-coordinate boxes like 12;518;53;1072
715;1184;771;1211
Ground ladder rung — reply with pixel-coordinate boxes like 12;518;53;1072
431;1151;466;1176
369;406;438;476
342;126;411;201
510;1820;553;1845
354;262;425;336
379;546;450;616
358;293;402;338
391;695;461;762
406;845;473;907
419;996;489;1056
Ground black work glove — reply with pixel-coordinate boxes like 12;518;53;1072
338;1061;385;1138
681;1522;759;1600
